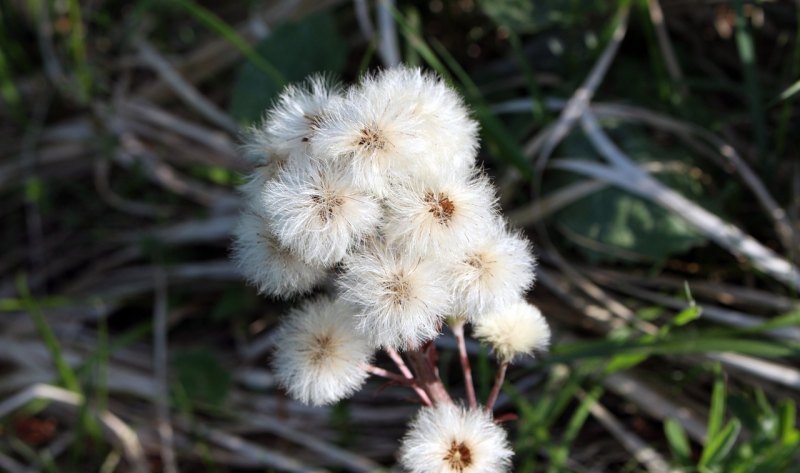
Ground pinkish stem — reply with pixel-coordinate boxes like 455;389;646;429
406;343;453;406
451;320;477;409
384;347;432;406
363;364;413;384
485;361;508;413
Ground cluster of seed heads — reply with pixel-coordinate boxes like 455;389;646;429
232;66;552;473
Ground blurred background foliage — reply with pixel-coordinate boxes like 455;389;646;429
0;0;799;471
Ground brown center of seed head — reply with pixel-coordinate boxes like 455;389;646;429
309;333;333;364
385;273;411;308
310;193;344;223
356;126;387;153
425;192;456;224
444;440;473;471
301;113;324;142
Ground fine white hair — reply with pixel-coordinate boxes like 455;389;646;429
263;161;383;267
447;217;537;320
383;172;498;258
474;300;551;363
310;72;432;196
230;210;326;297
338;242;451;350
369;67;479;180
399;403;513;473
261;74;341;159
272;296;374;406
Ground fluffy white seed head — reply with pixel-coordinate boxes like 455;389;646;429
447;218;536;320
272;296;374;406
263;161;383;266
231;210;326;297
474;301;551;363
384;172;498;258
261;74;341;159
311;77;431;196
399;404;513;473
338;243;451;350
370;67;479;178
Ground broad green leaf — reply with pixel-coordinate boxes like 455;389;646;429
173;349;231;408
229;12;347;123
664;418;692;466
553;127;723;263
699;419;742;467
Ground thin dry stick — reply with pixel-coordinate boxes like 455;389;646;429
153;269;177;473
485;361;508;413
535;4;630;165
573;111;800;291
183;421;325;473
451;320;477;409
585;394;671;473
135;39;239;134
647;0;687;96
240;413;382;473
376;0;400;67
385;347;432;406
352;0;374;40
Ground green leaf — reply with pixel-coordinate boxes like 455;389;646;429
229;12;347;123
173;349;231;408
707;365;727;442
553;127;720;263
699;419;742;468
673;304;702;327
664;418;692;466
777;399;799;445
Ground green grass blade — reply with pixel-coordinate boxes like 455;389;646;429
778;399;798;445
706;365;726;443
699;419;741;468
664;418;692;466
732;0;767;159
172;0;285;87
67;0;92;102
16;274;81;394
774;78;800;104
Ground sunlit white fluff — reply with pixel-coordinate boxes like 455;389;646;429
338;243;451;349
383;172;498;258
447;218;536;320
370;67;479;178
474;301;551;363
272;296;373;406
263;161;383;266
399;404;513;473
231;210;326;297
261;74;341;159
310;74;431;196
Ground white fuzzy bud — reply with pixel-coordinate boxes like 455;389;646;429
383;172;498;259
263;161;382;267
447;217;536;320
399;403;513;473
474;300;551;363
273;296;374;406
338;242;451;350
231;210;326;297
